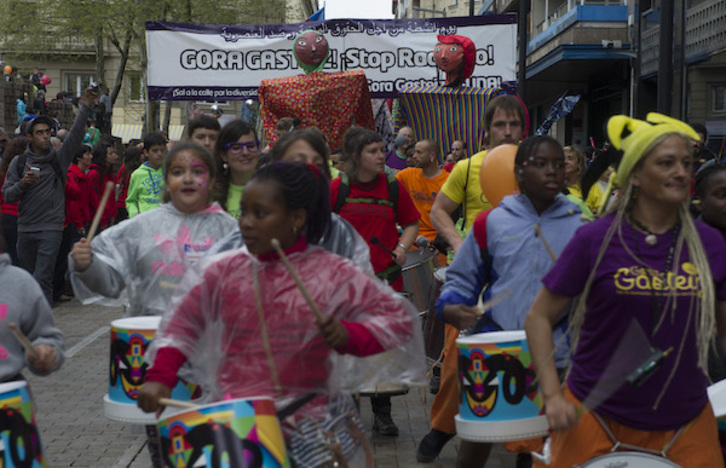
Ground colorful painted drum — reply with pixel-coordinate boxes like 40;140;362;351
455;331;549;442
578;452;679;467
156;397;289;468
104;316;198;424
0;381;47;468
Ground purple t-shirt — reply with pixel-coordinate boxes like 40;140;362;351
543;214;726;430
385;150;408;171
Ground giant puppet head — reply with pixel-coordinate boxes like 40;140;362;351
434;34;476;87
293;30;330;73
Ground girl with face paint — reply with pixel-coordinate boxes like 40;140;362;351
69;142;237;467
70;142;238;318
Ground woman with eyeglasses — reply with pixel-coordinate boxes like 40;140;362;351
214;120;261;219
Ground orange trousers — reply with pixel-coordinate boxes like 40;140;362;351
430;323;459;434
536;386;724;468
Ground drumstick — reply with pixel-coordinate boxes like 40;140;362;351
8;323;39;360
87;181;115;243
158;397;198;409
270;238;325;322
476;289;513;316
534;224;558;263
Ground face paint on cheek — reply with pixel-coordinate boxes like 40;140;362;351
190;161;210;193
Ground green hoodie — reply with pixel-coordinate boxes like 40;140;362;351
125;162;164;217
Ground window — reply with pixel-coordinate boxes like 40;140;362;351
64;73;94;97
712;85;726;114
127;72;145;103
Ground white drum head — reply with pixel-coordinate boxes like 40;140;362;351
708;379;726;418
110;315;162;330
579;452;680;467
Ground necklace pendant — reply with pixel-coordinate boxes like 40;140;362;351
645;234;658;246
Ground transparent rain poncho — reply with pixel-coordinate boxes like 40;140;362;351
69;203;238;317
147;243;427;424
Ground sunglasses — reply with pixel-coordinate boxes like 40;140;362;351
224;140;260;155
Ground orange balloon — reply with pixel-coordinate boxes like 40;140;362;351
3;65;11;75
479;144;518;208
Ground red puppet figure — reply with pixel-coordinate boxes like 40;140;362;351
433;34;476;87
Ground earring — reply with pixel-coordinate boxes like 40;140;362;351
292;226;299;236
631;186;638;200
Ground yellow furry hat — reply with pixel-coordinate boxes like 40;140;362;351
607;112;699;187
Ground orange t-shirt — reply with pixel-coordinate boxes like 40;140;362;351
396;167;449;242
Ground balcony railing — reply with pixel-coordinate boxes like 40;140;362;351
640;0;726;76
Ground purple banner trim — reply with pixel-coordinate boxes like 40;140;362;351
146;15;516;37
148;86;259;101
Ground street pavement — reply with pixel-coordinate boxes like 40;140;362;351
24;298;517;467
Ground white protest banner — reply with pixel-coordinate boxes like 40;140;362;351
146;15;516;101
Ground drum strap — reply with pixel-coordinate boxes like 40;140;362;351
591;411;687;459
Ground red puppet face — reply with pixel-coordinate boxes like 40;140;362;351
434;42;464;75
294;31;329;67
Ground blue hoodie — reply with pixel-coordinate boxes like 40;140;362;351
436;193;588;366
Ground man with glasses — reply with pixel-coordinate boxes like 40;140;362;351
3;88;94;306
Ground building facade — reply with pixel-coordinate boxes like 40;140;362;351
397;0;726;154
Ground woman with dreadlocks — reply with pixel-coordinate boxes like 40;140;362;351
525;113;726;467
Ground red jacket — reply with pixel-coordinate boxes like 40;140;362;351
0;174;18;217
117;164;130;209
65;164;90;230
87;163;117;227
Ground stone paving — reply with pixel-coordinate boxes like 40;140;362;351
23;299;517;467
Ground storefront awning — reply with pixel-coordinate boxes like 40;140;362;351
112;124;185;144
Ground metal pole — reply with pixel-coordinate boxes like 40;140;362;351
470;0;475;16
657;0;674;114
518;0;529;103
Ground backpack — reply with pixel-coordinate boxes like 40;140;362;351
15;152;65;183
472;208;494;276
333;172;399;214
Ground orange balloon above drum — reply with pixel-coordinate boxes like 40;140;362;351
479;144;518;208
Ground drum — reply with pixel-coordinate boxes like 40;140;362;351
708;379;726;430
402;248;437;313
0;380;47;467
422;267;447;364
455;331;549;442
578;452;680;467
105;316;198;424
156;397;288;467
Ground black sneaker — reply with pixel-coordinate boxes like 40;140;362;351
373;413;399;436
416;429;455;463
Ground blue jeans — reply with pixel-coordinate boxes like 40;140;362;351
17;230;63;306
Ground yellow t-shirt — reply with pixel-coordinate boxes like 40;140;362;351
396;167;450;242
226;183;244;219
567;183;604;215
440;150;492;233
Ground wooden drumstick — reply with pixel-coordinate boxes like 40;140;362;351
476;289;513;316
534;224;558;263
87;181;115;243
270;238;325;322
8;323;39;360
158;397;199;409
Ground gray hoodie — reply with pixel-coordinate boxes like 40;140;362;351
0;253;65;381
2;104;90;232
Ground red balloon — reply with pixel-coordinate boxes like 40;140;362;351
479;144;518;208
3;65;11;75
40;74;51;86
